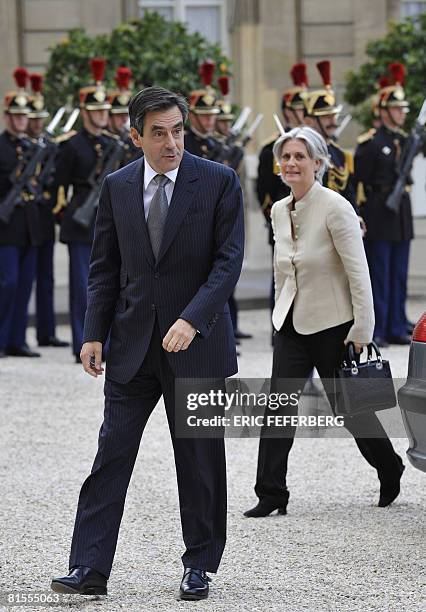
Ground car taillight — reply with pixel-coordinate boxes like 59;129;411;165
412;313;426;342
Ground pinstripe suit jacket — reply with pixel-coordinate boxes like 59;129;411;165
83;151;244;384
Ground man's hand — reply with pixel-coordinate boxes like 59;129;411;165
163;318;196;353
80;341;104;377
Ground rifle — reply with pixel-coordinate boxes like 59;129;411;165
222;113;264;171
0;140;47;225
273;113;286;137
334;114;352;140
73;137;125;228
208;107;252;167
386;99;426;213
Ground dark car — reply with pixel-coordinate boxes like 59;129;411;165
398;312;426;472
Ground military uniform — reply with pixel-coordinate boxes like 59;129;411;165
0;68;42;356
354;62;413;345
26;72;69;347
303;60;358;211
184;127;218;159
355;125;413;342
54;58;114;359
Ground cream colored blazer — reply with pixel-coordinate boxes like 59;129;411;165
271;180;374;344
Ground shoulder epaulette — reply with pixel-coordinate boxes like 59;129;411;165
102;129;120;140
357;128;376;144
54;130;77;144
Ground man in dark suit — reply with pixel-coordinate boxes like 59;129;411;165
51;87;244;600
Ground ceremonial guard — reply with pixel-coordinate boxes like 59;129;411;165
27;73;69;348
53;58;115;362
355;63;413;347
107;66;141;166
184;59;220;159
303;60;357;208
256;63;307;315
0;68;42;357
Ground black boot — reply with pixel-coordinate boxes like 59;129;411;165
378;456;405;507
244;495;289;517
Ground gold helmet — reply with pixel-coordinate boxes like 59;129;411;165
189;59;220;115
216;66;234;121
303;60;342;117
108;66;132;114
281;63;309;112
4;67;31;115
28;73;49;119
79;58;111;111
378;63;409;110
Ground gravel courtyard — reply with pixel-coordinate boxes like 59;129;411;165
1;305;425;612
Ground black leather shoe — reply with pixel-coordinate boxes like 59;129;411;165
373;336;389;348
378;458;405;507
234;329;253;340
38;336;70;347
179;567;211;600
388;335;411;345
244;496;289;517
75;354;82;364
6;346;41;357
51;566;107;595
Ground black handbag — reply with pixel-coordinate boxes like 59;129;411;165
333;341;397;417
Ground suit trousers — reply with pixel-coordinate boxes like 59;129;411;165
364;239;410;339
0;245;36;350
254;307;402;505
69;320;227;578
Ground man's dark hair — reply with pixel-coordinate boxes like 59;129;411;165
129;86;189;135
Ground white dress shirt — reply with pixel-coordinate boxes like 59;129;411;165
143;159;179;220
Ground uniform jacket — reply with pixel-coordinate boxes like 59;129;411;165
184;127;218;159
54;128;114;245
325;140;358;212
83;151;245;384
271;180;374;344
354;125;413;242
0;131;42;247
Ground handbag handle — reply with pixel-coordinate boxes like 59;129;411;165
367;340;384;369
344;342;360;375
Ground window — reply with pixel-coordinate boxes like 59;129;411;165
138;0;228;50
401;1;426;17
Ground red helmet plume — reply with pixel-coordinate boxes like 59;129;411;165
13;67;29;89
199;59;215;87
217;75;229;96
115;66;132;90
290;63;308;87
389;62;405;85
90;57;107;83
30;73;43;93
378;76;390;88
316;60;331;87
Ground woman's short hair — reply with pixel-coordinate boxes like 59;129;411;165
272;126;330;183
129;86;188;135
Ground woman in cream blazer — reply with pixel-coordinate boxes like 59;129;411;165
244;127;404;518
